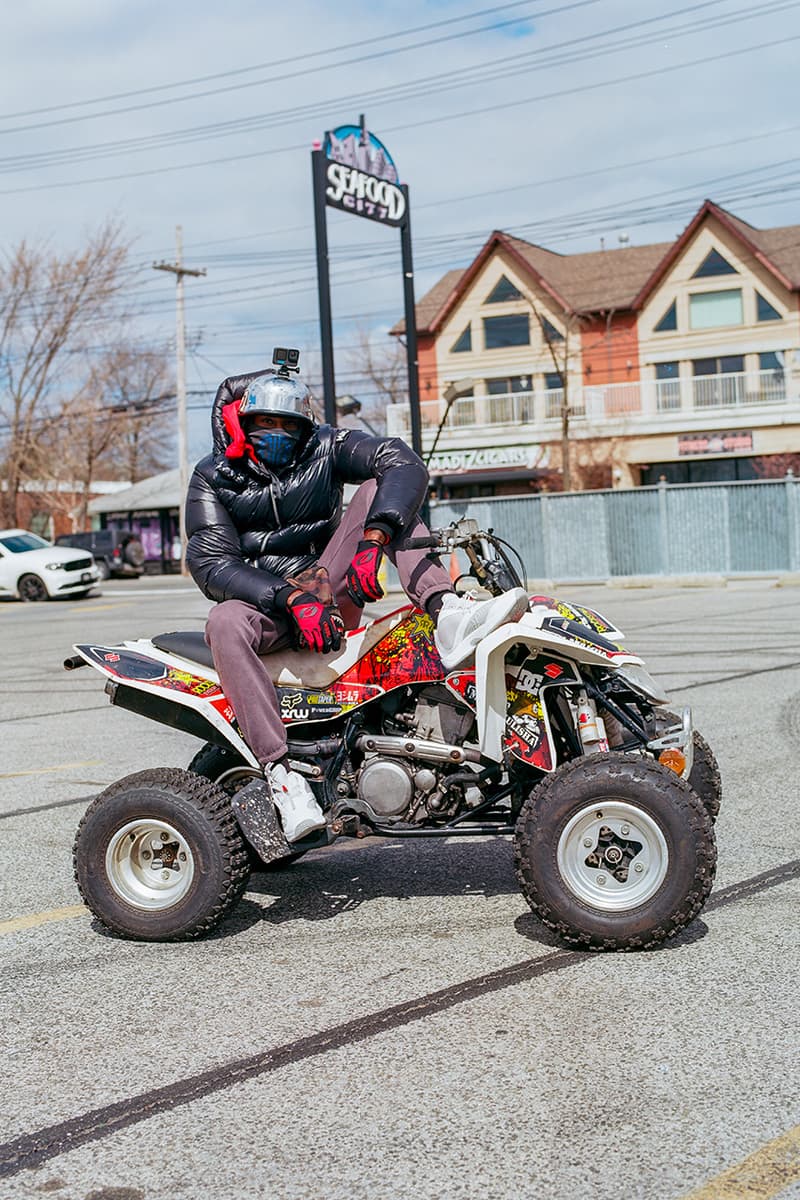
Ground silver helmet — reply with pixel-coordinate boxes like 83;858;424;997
238;373;315;426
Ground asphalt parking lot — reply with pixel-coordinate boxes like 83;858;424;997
1;575;798;1200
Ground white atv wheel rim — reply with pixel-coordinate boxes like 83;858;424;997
556;800;669;912
106;819;196;910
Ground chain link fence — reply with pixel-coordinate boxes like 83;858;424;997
426;476;800;581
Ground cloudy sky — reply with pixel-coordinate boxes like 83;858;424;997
3;0;798;457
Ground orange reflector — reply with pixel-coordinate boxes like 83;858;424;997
659;748;686;774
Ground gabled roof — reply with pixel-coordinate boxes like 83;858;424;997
395;200;800;335
630;199;800;307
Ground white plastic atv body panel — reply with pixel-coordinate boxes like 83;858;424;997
474;611;645;763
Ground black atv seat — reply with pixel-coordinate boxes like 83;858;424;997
152;631;215;671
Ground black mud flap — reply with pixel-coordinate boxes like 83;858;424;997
231;778;293;865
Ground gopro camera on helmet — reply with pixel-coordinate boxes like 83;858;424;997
272;347;300;377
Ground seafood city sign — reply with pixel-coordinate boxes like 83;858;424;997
323;123;406;227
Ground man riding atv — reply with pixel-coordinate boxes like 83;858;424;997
185;351;528;842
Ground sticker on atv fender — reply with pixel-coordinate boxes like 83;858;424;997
530;596;618;635
503;654;580;771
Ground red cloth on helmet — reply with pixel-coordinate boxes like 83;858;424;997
221;401;257;463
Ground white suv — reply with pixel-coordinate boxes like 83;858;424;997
0;529;100;602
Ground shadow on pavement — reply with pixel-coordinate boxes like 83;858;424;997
214;834;521;936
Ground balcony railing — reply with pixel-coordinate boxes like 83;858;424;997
386;370;792;437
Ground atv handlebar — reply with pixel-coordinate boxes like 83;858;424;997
405;518;526;595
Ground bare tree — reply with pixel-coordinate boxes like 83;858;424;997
527;301;585;492
0;222;133;526
29;343;174;529
102;344;174;482
343;325;407;434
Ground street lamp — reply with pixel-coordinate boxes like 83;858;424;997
426;377;476;466
336;395;380;436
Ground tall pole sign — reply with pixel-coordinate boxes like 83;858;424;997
311;116;422;459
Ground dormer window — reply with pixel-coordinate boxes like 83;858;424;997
540;316;564;343
450;324;472;353
483;314;530;348
756;291;781;322
692;248;738;278
689;289;743;329
484;275;523;303
654;300;677;332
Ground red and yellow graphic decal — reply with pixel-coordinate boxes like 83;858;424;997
337;610;444;692
159;667;223;698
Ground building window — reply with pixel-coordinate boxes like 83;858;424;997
486;375;531;394
692;248;738;278
756;291;782;322
654;300;677;332
759;350;784;373
484;275;523;303
483;313;530;349
544;372;563;390
758;351;785;401
540;316;564;343
450;324;472;353
692;355;745;407
655;361;680;410
688;289;743;329
484;376;531;423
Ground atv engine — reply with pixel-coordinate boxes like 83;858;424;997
345;688;483;825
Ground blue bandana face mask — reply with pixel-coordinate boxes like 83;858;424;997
249;429;298;469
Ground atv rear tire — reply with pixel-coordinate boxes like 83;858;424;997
656;710;722;822
514;753;716;951
74;767;250;941
188;742;249;789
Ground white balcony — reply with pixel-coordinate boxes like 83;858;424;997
386;370;795;439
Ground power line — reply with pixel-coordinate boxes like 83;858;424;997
2;24;795;198
0;0;768;176
0;0;591;137
0;0;542;121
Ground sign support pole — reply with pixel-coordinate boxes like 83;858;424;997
311;148;337;425
399;184;423;464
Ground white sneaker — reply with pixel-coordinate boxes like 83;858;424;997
434;588;530;671
267;763;327;842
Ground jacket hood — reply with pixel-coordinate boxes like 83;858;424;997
210;368;316;466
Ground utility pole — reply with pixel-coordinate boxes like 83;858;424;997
153;226;206;574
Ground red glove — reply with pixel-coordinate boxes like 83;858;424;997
345;539;385;606
286;592;344;653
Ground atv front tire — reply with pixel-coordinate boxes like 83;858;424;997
74;768;250;941
514;753;716;951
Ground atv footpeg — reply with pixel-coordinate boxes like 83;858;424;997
231;778;293;864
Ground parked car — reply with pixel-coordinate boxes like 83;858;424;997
54;529;146;580
0;529;99;602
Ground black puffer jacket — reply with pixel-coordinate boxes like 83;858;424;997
185;369;428;611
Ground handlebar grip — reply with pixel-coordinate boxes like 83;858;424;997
405;535;441;550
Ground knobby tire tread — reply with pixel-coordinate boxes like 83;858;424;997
513;753;717;951
73;767;250;941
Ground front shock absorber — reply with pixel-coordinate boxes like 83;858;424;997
574;690;610;754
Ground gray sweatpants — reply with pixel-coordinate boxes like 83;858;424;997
205;480;452;766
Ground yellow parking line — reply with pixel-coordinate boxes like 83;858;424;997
680;1124;800;1198
0;760;101;780
0;905;86;935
